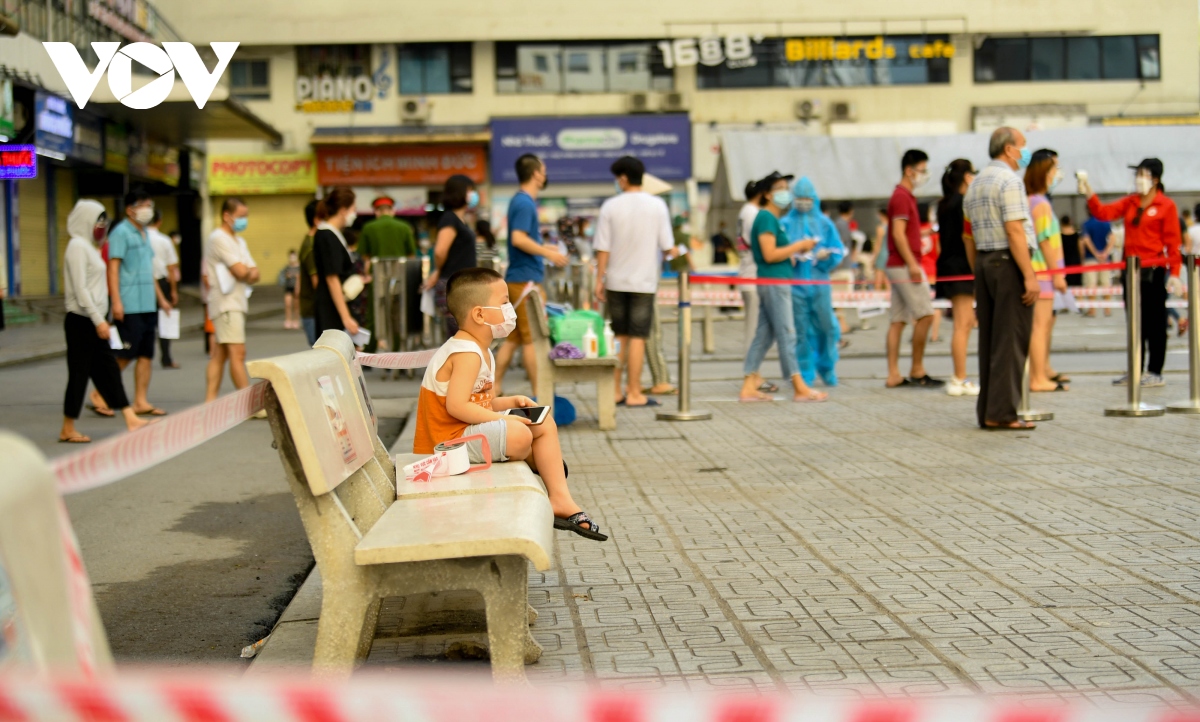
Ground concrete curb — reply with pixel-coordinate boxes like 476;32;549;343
246;403;417;673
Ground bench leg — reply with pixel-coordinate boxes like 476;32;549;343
527;604;538;626
313;587;378;676
596;373;617;431
484;556;542;683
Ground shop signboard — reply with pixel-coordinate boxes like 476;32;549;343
146;140;179;186
70;111;104;166
209;154;318;195
104;123;129;173
0;79;14;139
127;128;149;178
34;92;73;158
0;145;37;180
295;45;376;113
490;114;691;184
316;144;485;186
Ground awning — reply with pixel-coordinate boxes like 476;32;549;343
310;124;490;146
86;81;282;145
717;125;1200;201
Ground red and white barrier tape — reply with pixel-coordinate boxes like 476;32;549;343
52;350;437;496
355;347;437;370
0;672;1191;722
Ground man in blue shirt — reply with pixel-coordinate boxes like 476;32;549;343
495;153;567;394
1081;213;1115;318
107;187;170;416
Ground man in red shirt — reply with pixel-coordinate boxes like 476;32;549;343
885;149;943;389
1080;158;1182;387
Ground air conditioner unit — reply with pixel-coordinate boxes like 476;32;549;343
830;101;857;122
401;98;431;124
626;92;652;114
794;98;823;121
659;91;688;112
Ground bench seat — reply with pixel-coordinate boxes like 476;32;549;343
393;454;548;499
355;493;553;569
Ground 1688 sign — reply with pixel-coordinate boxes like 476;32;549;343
657;35;762;70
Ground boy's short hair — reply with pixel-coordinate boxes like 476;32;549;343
446;267;504;323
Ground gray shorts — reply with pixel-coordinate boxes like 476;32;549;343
459;419;509;464
885;267;935;324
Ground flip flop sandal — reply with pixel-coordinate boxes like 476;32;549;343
886;379;913;388
794;392;829;403
757;381;780;393
86;403;115;418
58;434;91;444
642;387;679;395
984;420;1037;431
554;511;608;542
1050;374;1072;383
1033;382;1069;393
134;407;169;416
738;394;776;403
623;398;661;408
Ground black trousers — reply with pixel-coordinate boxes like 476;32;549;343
157;278;174;366
975;250;1035;427
1122;266;1168;375
64;312;130;418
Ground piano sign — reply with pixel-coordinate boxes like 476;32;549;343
0;145;36;180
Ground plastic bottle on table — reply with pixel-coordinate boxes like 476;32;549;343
583;326;599;359
602;320;616;357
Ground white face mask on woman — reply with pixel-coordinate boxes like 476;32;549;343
344;210;358;227
1135;174;1155;195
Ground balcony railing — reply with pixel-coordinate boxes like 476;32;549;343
3;0;182;51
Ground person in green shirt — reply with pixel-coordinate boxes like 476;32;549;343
740;171;826;403
298;200;320;346
359;196;417;351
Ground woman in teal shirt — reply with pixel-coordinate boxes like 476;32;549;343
740;173;828;403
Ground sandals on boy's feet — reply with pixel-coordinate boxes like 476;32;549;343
554;511;608;541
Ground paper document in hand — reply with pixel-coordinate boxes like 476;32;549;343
1053;290;1078;314
158;309;181;340
351;328;372;346
214;263;236;295
108;325;124;350
420;288;436;316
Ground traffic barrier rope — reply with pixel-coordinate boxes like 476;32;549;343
0;671;1194;721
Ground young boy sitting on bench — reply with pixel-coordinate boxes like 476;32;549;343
413;267;607;542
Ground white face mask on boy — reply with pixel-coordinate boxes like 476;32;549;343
481;303;518;339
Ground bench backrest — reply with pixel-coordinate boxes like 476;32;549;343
523;293;556;402
0;433;112;672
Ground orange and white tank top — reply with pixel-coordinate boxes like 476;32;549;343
413;337;495;454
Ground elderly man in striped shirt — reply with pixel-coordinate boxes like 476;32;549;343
963;127;1041;431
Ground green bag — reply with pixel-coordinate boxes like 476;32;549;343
549;309;607;357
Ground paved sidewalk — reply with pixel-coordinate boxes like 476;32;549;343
261;365;1200;703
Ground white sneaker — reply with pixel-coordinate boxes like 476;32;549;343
1141;373;1166;388
946;377;981;397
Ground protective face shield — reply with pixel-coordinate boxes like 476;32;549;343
481;303;518;339
794;198;815;213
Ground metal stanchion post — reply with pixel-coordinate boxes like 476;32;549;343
658;270;712;422
1106;256;1165;417
1169;254;1200;413
1017;357;1053;422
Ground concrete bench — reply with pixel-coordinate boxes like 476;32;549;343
525;292;619;430
248;341;553;682
0;432;112;672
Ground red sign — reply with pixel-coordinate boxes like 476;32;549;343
316;145;486;186
0;145;37;179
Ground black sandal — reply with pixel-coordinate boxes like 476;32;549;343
554;511;608;541
758;381;779;393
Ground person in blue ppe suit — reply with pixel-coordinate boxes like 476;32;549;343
780;177;845;386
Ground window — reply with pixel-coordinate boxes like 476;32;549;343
495;41;673;93
975;35;1160;82
398;43;472;94
229;59;269;100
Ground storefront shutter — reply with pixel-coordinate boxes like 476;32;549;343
17;161;49;297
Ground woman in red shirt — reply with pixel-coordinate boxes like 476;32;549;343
1081;158;1182;387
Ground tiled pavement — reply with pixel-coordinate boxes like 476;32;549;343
366;373;1200;703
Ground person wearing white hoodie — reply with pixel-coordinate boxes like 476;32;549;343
60;200;149;443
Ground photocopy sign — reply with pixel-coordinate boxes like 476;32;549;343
490;115;691;184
